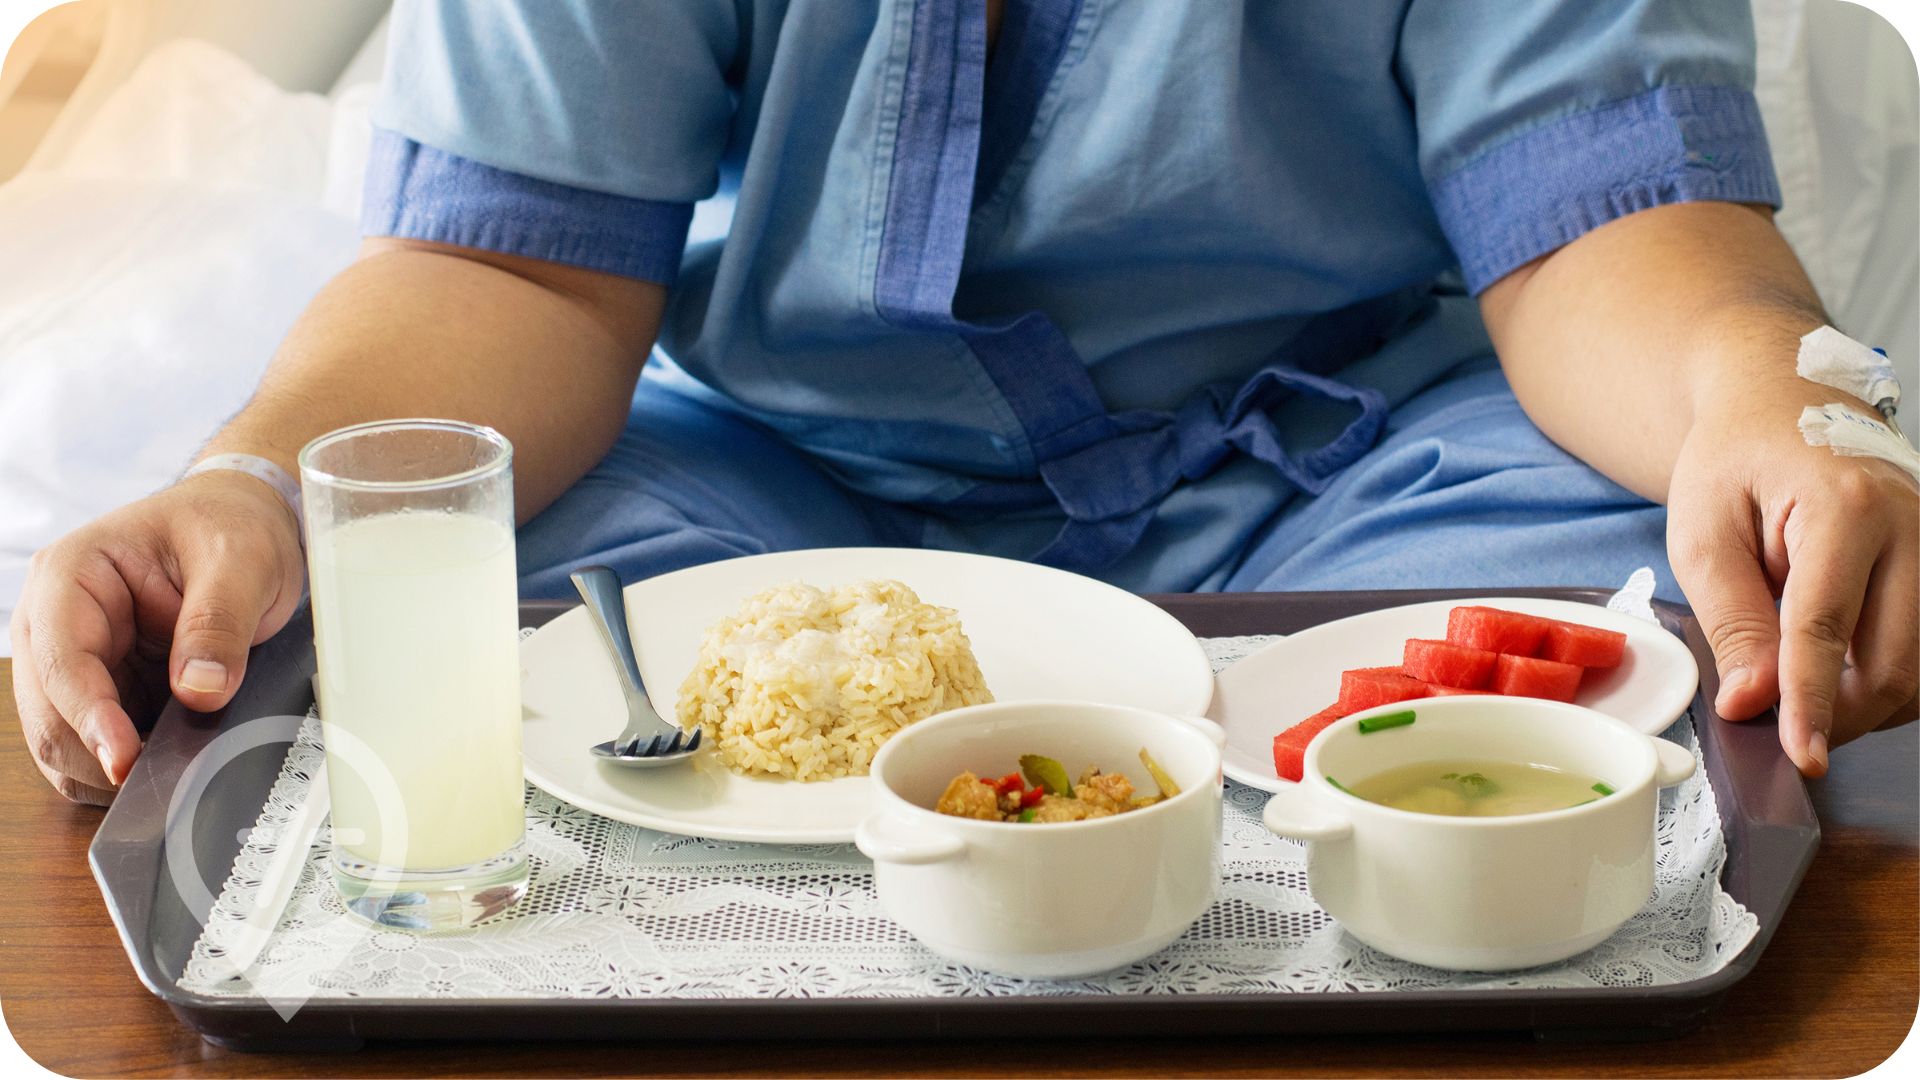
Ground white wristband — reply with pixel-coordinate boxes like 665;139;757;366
184;454;306;545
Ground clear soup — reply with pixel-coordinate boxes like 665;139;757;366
1346;759;1612;817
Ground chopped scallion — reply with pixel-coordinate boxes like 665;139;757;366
1357;710;1416;734
1591;781;1616;796
1326;776;1356;796
1016;807;1037;823
1452;772;1497;797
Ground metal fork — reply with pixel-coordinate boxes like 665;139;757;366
570;565;703;767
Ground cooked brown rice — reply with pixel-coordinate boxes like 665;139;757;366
675;579;994;781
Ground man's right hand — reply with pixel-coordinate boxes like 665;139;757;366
9;470;306;804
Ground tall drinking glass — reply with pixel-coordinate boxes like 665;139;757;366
299;419;528;929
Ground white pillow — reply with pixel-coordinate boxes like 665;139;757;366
55;39;335;201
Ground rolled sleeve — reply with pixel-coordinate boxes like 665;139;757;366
362;130;696;285
1402;0;1783;294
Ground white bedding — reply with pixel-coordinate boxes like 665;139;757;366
0;3;1912;651
0;40;369;644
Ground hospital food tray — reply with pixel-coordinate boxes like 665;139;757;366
88;589;1817;1050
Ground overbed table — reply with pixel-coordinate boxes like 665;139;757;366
2;593;1914;1078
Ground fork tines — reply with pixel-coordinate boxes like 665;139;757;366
611;728;701;758
618;731;697;757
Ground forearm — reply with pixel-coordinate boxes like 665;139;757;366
1481;199;1916;775
1479;201;1845;504
205;239;665;523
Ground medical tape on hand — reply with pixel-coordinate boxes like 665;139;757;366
183;453;307;546
1789;322;1896;432
1798;403;1920;483
1798;325;1901;422
1794;326;1918;481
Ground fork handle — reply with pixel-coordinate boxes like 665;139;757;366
570;565;648;699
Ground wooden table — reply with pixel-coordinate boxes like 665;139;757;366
3;595;1915;1078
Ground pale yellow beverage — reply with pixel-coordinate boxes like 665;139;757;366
1348;759;1611;817
310;509;525;870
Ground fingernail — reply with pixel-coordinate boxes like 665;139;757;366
1808;731;1829;772
181;659;228;694
97;745;117;785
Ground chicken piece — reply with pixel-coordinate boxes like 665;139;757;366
1074;772;1136;816
936;772;1006;821
1078;764;1102;787
1031;794;1096;823
996;788;1023;815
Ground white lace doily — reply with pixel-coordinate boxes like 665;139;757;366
178;636;1758;1001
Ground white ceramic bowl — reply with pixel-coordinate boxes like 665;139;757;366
856;701;1225;979
1261;695;1697;972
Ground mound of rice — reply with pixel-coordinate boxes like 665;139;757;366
676;579;994;781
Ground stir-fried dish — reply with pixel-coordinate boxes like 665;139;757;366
935;750;1181;823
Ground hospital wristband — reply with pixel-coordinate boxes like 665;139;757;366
182;454;306;547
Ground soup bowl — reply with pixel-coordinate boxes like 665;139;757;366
1261;695;1696;971
856;700;1225;978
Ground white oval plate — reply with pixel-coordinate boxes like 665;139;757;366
1206;597;1700;793
519;548;1213;842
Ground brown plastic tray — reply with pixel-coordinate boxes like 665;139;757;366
88;588;1816;1050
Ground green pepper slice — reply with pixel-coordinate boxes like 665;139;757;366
1019;754;1074;797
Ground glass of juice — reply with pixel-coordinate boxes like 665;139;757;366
299;419;528;929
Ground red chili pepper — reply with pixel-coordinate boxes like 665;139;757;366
1019;785;1045;808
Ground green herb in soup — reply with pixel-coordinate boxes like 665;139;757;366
1345;759;1611;817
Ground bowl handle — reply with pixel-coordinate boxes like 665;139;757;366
1652;737;1697;788
1261;785;1353;843
1180;715;1227;749
855;814;967;865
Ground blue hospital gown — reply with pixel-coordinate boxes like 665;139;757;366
362;0;1781;600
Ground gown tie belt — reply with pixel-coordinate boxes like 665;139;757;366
924;308;1395;574
1021;361;1389;572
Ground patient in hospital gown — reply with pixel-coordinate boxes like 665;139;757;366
11;0;1915;806
367;0;1757;599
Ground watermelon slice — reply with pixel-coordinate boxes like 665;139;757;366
1491;653;1583;702
1424;683;1495;696
1338;669;1431;714
1539;620;1627;667
1447;606;1553;656
1401;638;1497;689
1273;704;1346;782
